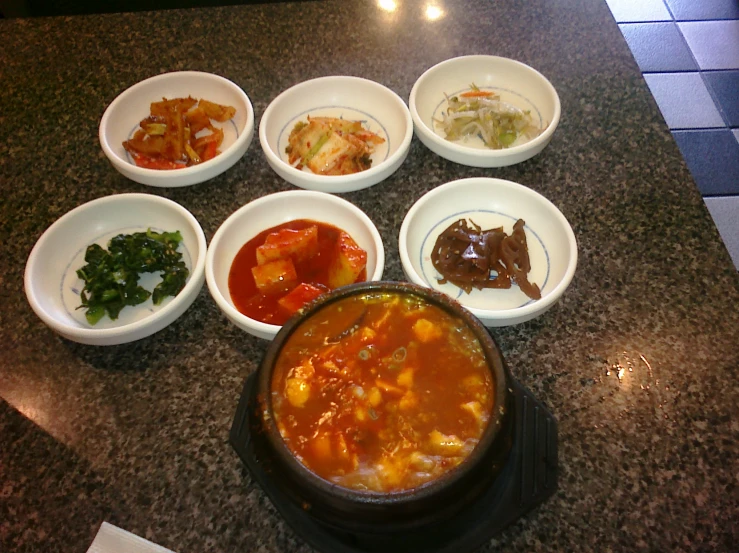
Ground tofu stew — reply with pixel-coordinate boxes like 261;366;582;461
270;290;494;493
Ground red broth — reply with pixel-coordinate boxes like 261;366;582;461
271;291;494;493
228;220;367;325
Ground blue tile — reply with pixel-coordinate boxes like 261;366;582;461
643;73;724;129
703;71;739;127
665;0;739;21
672;130;739;196
679;21;739;70
619;23;697;72
704;197;739;271
605;0;672;22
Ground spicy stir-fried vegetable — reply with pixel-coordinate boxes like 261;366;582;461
435;84;541;149
431;218;541;300
271;291;494;493
76;229;189;325
285;116;385;175
123;97;236;170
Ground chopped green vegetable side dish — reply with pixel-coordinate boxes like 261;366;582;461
75;229;189;325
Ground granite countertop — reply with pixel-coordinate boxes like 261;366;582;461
1;1;737;552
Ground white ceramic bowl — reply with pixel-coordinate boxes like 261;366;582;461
259;76;413;193
399;178;577;326
409;55;561;167
24;194;207;345
206;190;385;340
100;71;254;187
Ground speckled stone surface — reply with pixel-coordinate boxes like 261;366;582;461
0;1;737;552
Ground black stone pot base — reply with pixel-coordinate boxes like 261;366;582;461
230;372;558;553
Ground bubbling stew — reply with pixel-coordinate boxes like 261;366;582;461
271;291;494;493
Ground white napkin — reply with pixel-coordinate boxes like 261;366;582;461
87;522;179;553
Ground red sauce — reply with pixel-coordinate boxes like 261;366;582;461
271;291;494;492
228;219;367;325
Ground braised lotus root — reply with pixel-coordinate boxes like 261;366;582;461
431;218;541;300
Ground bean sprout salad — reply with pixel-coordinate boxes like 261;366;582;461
435;84;542;149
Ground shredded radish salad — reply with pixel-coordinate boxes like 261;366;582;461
435;84;543;149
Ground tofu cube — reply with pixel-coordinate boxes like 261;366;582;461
312;433;332;458
368;387;383;407
328;232;367;289
461;401;484;421
412;318;443;343
256;226;318;265
428;430;463;455
277;283;325;315
397;367;414;388
251;258;298;296
285;377;311;408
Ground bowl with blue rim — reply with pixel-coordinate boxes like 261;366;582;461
99;71;254;187
259;76;413;193
24;193;207;345
399;177;577;327
409;55;560;167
